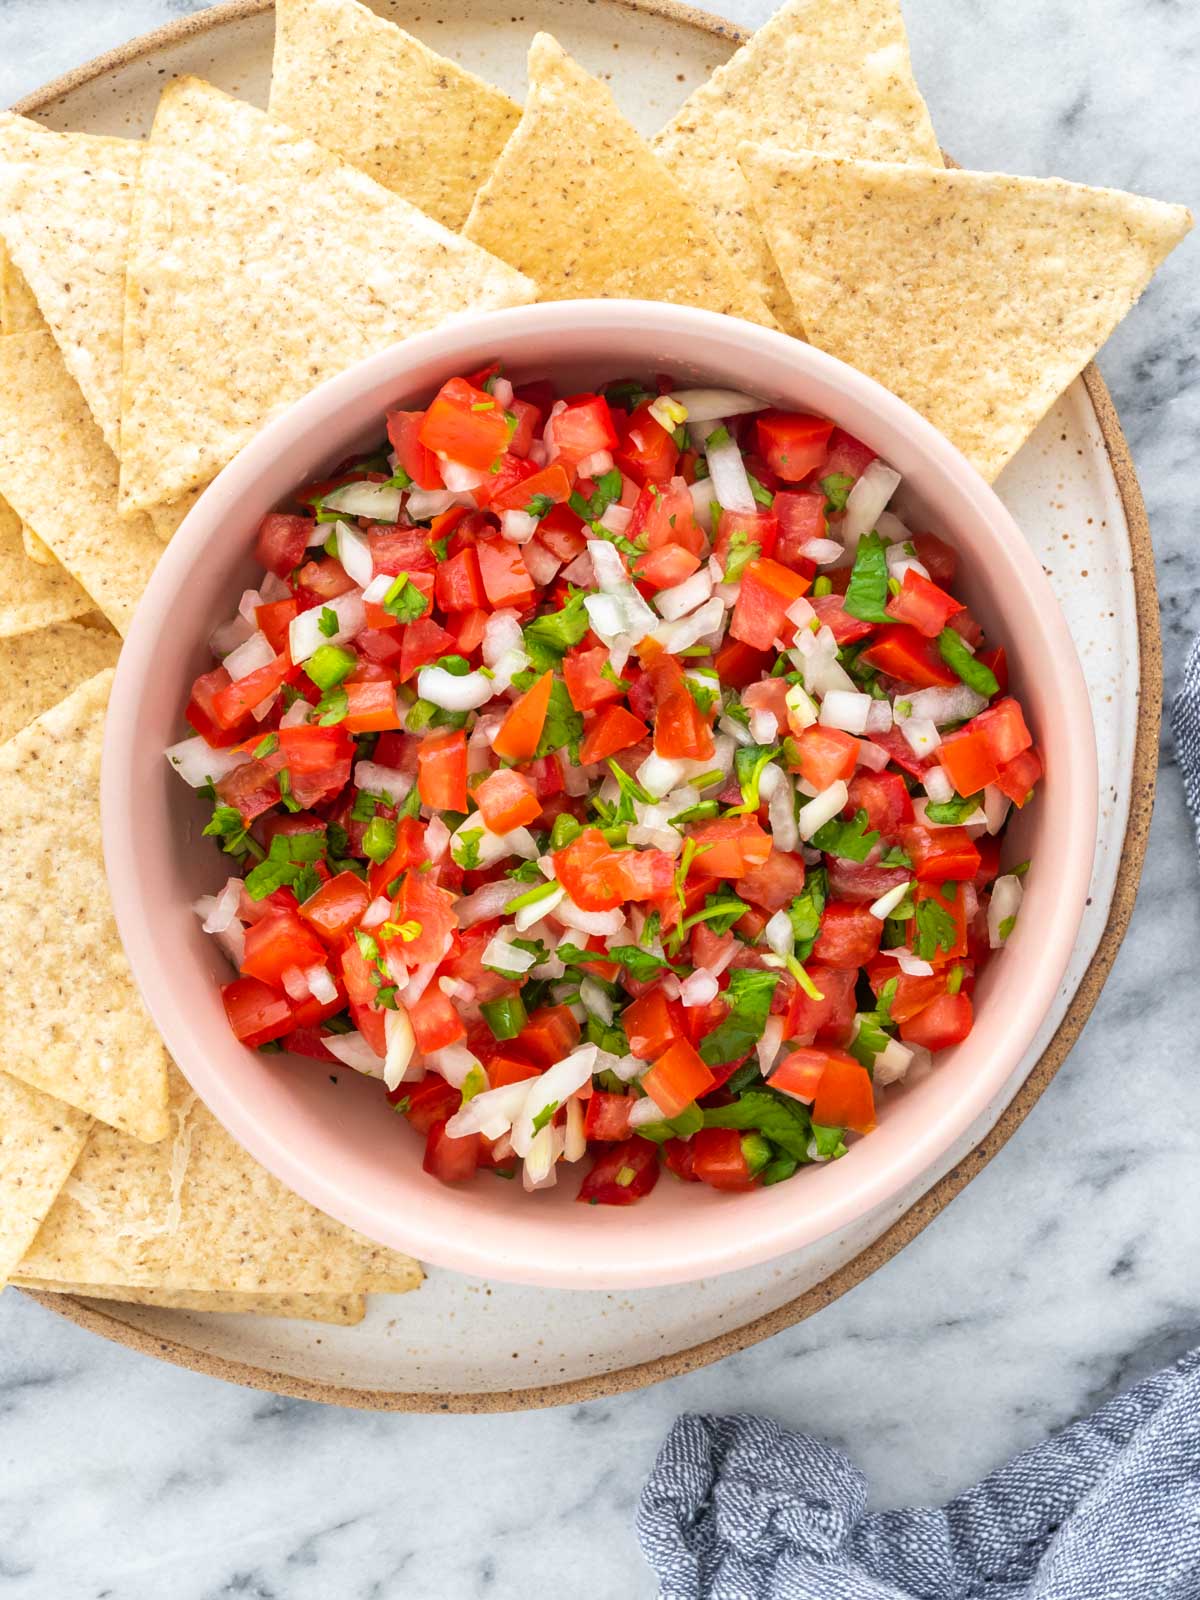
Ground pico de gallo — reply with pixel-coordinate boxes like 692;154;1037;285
169;364;1040;1202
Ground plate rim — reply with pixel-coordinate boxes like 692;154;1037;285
12;0;1161;1413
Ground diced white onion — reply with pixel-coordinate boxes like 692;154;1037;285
305;965;338;1005
210;611;255;657
748;707;779;744
760;764;799;853
865;700;893;735
521;537;562;587
678;969;718;1010
923;764;954;803
628;1096;666;1128
482;933;537;975
901;718;942;760
764;907;795;959
869;881;912;920
564;1097;587;1163
799;780;848;841
213;922;245;970
819;690;874;735
801;538;845;565
383;1006;417;1091
321;481;403;522
580;976;614;1025
988;874;1024;949
598;503;632;536
636;752;688;798
585;587;656;647
756;1016;784;1077
425;815;451;863
588;538;629;592
511;1045;598;1157
288;590;365;661
361;896;390;929
785;596;816;629
491;377;514;409
653;595;725;655
501;509;538;543
655;570;713;622
665;388;765;422
360;573;392;605
554;897;626;937
704;428;756;514
578;448;614;479
439;459;488;492
984;786;1012;835
325;1031;385;1078
874;1037;915;1086
908;685;989;726
166;736;249;788
516;885;564;931
352;761;413;802
785;683;818;732
896;949;935;977
522;1123;562;1192
334;520;374;588
406;486;470;520
197;877;243;935
424;1043;480;1088
688;478;716;533
840;462;901;552
417;666;495;711
446;1080;530;1141
222;629;275;682
855;740;891;773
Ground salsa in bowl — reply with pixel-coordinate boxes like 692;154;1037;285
105;301;1095;1287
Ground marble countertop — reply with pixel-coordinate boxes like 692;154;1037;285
2;1;1198;1595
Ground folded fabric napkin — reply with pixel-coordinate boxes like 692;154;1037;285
637;1346;1200;1598
1173;636;1200;843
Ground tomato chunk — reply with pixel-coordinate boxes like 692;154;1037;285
418;377;510;470
492;670;553;762
754;412;834;481
417;729;468;812
579;705;648;764
241;908;327;987
584;1091;634;1141
811;902;882;968
577;1139;660;1205
642;1038;716;1119
687;816;772;878
423;1120;479;1184
222;976;293;1047
812;1052;876;1134
690;1127;760;1191
885;568;964;638
901;824;982;884
900;991;973;1051
474;767;541;833
730;557;812;650
860;625;959;688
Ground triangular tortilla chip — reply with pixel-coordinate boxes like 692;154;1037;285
739;146;1193;479
270;0;520;230
0;669;171;1141
118;76;534;517
0;237;44;333
0;116;140;455
652;0;941;329
147;487;204;545
0;1072;91;1288
0;331;162;633
21;1065;422;1295
0;495;92;640
0;620;120;744
21;522;57;565
16;1280;368;1324
462;34;775;327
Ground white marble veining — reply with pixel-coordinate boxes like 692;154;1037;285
1;2;1198;1595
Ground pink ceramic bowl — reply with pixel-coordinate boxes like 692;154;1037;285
104;301;1097;1290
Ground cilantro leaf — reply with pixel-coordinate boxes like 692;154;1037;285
522;591;589;671
524;492;556;520
722;528;761;583
730;743;781;814
809;808;880;862
202;804;264;862
786;865;827;961
925;792;984;825
702;1087;812;1162
243;828;326;900
698;969;780;1066
820;472;855;514
913;895;959;961
452;828;484;870
317;606;339;638
842;531;892;624
382;575;429;623
937;628;1000;697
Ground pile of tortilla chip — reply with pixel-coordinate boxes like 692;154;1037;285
0;0;1188;1333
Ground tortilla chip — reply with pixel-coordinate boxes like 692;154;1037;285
0;669;171;1141
0;1073;91;1288
652;0;941;329
0;116;140;455
21;1064;423;1296
22;522;57;566
0;331;162;633
148;487;204;545
0;237;44;333
0;494;93;640
0;621;120;744
270;0;520;230
118;76;534;517
16;1279;367;1325
739;147;1193;480
462;34;774;327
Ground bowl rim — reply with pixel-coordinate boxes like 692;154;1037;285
103;298;1098;1289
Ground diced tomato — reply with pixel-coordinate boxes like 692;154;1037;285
910;880;969;962
885;568;964;638
647;652;714;761
536;509;587;562
628;478;703;556
255;512;315;578
978;645;1008;694
867;957;949;1024
398;616;458;682
340;680;400;734
900;991;974;1051
770;1046;828;1104
686;815;772;878
825;859;910;906
186;666;252;747
811;901;882;968
298;871;370;947
563;645;623;712
584;1091;634;1141
417;729;468;813
385;410;444;490
714;507;778;570
859;624;959;688
382;871;458;968
294;556;358;604
623;987;684;1061
476;537;536;609
486;1052;541;1088
663;1137;699;1182
632;544;702;590
492;670;554;762
221;976;293;1047
713;638;772;689
994;746;1043;807
212;651;295;726
774;491;828;570
809;591;873;647
791;724;859;789
937;729;1000;796
255;598;299;654
754;412;834;481
397;1074;461;1133
552;827;673;910
277;725;354;808
901;824;981;884
435;547;486;612
969;697;1032;766
812;1051;876;1134
820;427;876;487
423;1120;478;1184
785;965;858;1046
686;1127;757;1191
474;767;541;833
515;1005;580;1069
418;377;509;470
577;1139;660;1205
473;453;535;511
642;1038;715;1118
491;461;572;514
613;400;679;486
579;705;647;764
847;771;914;839
442;607;486;657
241;908;327;987
549;395;619;466
910;532;957;587
730;557;812;650
367;527;437;577
735;848;806;913
408;986;467;1054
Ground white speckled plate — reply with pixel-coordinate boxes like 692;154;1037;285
15;0;1158;1410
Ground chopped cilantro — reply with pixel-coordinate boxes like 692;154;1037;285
382;575;429;623
452;828;484;870
313;686;349;725
317;606;340;638
244;829;325;900
842;531;892;624
809;808;880;862
722;528;761;584
937;628;1000;696
202;803;264;862
786;865;828;961
820;472;855;514
913;896;959;961
703;1087;812;1162
698;969;780;1066
522;591;589;671
362;816;397;863
925;792;984;825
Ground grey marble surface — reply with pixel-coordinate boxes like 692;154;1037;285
1;1;1198;1595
